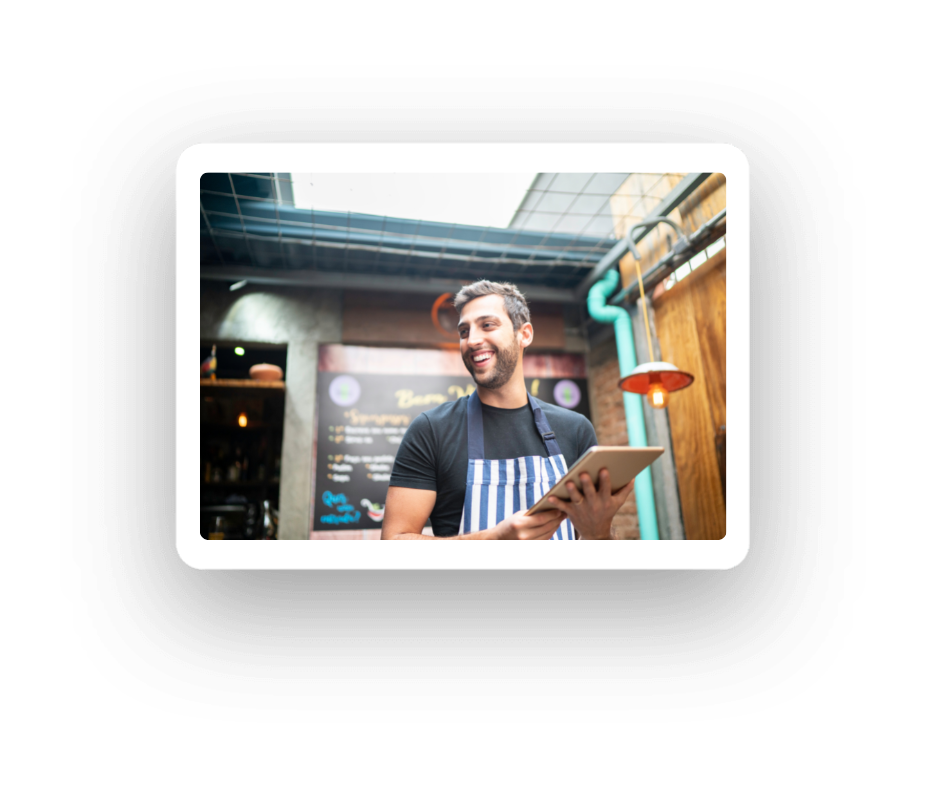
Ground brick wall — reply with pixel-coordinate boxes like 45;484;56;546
587;336;639;539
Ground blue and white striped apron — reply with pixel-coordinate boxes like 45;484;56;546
459;391;576;540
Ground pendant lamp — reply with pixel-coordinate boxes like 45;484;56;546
617;219;695;410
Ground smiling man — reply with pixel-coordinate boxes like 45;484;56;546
381;280;634;540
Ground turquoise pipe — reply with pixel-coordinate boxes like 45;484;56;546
586;269;660;540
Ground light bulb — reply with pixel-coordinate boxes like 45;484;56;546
238;413;248;427
647;384;669;409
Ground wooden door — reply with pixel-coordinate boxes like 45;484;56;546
652;248;727;539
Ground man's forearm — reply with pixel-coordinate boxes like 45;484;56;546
574;516;614;540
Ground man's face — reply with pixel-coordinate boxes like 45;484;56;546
457;294;525;390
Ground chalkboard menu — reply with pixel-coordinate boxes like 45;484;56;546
313;372;590;531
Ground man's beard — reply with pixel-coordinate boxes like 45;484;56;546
463;340;519;390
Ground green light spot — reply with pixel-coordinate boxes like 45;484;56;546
234;347;245;356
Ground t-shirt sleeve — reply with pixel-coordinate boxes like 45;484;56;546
578;415;598;454
389;412;439;491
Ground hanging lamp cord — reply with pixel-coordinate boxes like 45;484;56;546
634;258;655;361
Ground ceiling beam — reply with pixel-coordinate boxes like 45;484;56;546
200;266;577;303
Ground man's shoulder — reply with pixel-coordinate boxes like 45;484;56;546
535;399;592;429
402;397;467;441
419;397;467;424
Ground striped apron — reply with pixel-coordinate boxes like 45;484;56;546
459;391;576;540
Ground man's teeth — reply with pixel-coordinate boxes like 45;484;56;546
473;352;494;362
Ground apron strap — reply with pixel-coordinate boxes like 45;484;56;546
527;392;563;457
467;390;485;460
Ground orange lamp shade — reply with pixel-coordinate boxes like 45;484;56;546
619;362;694;410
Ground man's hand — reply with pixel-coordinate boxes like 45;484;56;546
491;508;567;540
547;469;634;540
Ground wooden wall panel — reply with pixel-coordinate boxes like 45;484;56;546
652;253;727;540
320;343;586;378
689;251;727;500
341;291;567;350
342;305;453;348
319;344;471;375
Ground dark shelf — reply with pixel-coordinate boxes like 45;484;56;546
200;356;285;517
200;379;286;400
201;378;285;390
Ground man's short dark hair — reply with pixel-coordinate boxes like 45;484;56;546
452;280;531;332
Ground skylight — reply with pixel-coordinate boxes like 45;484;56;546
289;173;537;228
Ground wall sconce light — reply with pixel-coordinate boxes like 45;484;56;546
620;361;693;409
617;220;695;408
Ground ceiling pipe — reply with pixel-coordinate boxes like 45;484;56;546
623;217;692;260
574;173;711;302
612;208;726;304
200;266;578;303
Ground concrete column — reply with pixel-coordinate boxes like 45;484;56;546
279;338;318;540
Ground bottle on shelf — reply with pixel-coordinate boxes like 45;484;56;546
243;502;259;540
201;344;217;381
228;447;242;482
263;500;278;540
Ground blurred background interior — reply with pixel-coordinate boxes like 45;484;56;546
199;172;727;541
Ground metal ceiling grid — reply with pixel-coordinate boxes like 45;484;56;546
200;173;619;290
506;173;633;281
510;172;696;276
509;172;630;238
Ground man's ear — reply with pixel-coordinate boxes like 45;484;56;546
519;322;534;349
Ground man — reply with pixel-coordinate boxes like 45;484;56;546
381;280;634;540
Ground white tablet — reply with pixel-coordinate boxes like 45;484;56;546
526;446;665;515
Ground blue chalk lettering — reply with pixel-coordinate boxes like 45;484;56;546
322;491;348;509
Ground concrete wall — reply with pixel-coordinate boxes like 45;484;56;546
200;285;342;540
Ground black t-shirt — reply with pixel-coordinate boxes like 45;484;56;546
389;396;597;536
